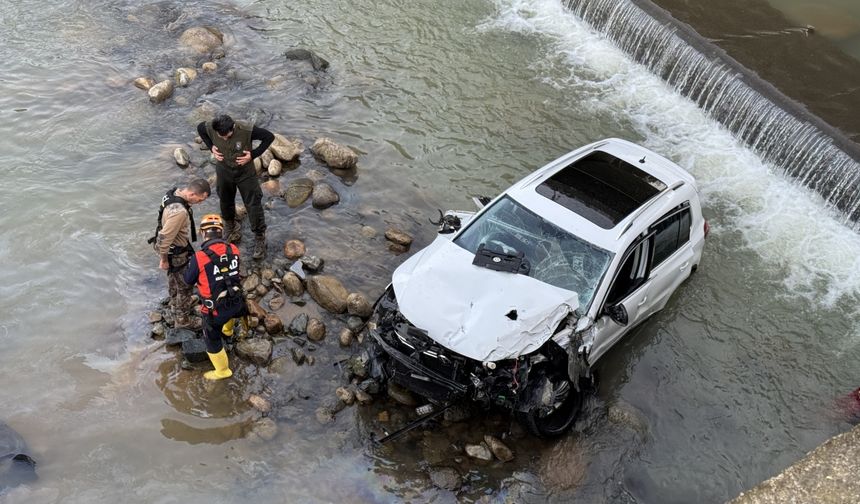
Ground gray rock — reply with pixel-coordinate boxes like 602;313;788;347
346;316;365;332
150;322;166;339
261;179;281;197
260;149;274;169
306;275;349;313
285;48;330;71
201;62;217;73
149;311;163;323
173;147;190;167
268;295;285;311
484;435;515;462
270;134;303;162
263;313;284;334
307;318;326;341
429;467;462;491
357;378;379;394
300;255;324;272
242;273;261;292
133;77;155;90
359;225;377;238
387;382;417;407
181;338;208;363
338;328;353;347
283;272;304;297
335;387;355;406
283;178;314;208
465;442;494;461
246;298;267;320
388;243;409;254
322;396;346;415
179;26;224;54
251;417;278;441
385;228;413;246
148;80;174;103
165;328;195;347
248;394;272;414
289;313;309;335
267;159;283;177
315;407;335;424
236;338;273;366
311;137;357;169
312;182;340;209
346;292;373;318
283;239;306;260
290;347;307;365
255;284;268;297
261;269;276;281
174;67;198;87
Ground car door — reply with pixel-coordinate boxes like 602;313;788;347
640;204;695;319
588;237;654;364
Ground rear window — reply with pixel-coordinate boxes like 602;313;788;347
535;151;666;229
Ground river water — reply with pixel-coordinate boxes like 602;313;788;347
2;0;859;503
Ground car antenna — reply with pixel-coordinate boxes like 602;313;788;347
639;156;646;164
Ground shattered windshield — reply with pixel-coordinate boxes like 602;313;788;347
453;196;612;311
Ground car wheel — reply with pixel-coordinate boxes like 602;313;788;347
516;368;583;438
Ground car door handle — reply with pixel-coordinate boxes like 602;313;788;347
637;296;647;306
679;261;689;271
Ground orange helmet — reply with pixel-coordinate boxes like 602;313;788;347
199;214;224;232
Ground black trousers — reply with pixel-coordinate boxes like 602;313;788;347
202;316;224;353
215;163;266;235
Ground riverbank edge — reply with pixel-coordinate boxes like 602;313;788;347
730;423;860;503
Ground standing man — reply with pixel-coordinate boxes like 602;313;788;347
149;179;211;329
184;214;247;380
197;114;275;260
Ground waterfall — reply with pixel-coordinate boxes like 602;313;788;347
563;0;860;225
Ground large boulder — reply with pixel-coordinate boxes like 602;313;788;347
284;178;314;207
312;182;340;209
179;26;224;54
148;80;174;103
306;275;349;313
270;134;303;162
311;137;357;169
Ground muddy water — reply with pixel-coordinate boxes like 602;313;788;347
2;0;860;502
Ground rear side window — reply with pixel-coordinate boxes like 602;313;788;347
651;203;692;267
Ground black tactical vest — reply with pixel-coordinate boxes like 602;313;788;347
206;120;254;169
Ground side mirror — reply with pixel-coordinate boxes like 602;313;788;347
606;303;628;326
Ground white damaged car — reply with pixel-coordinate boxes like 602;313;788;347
365;138;708;437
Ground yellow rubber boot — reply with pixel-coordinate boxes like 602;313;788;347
221;319;235;338
204;349;233;380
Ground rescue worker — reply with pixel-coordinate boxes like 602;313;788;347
184;214;248;380
196;114;275;260
149;179;211;329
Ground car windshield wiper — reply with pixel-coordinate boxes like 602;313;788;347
472;243;531;275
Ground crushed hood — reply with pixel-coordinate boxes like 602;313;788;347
392;236;579;361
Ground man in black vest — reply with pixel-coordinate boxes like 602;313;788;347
149;179;211;329
197;114;275;260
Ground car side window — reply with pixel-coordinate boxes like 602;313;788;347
605;239;651;305
651;203;692;268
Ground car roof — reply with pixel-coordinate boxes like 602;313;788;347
506;138;698;252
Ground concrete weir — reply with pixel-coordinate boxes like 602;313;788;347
730;424;860;503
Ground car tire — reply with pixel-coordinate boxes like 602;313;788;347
516;370;583;438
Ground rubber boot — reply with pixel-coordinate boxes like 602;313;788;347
252;233;267;260
221;319;235;338
204;349;233;380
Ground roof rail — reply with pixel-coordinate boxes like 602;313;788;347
616;180;685;239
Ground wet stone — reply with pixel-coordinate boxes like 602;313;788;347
174;67;197;87
346;316;364;332
315;407;335;424
248;394;272;414
429;467;463;491
148;80;174;103
311;137;357;169
202;61;217;73
173;148;190;167
246;299;267;320
306;275;348;314
289;313;308;335
242;273;261;292
255;284;268;297
283;272;304;297
338;328;353;347
307;318;326;341
290;347;307;365
283;239;306;260
312;182;340;209
264;313;284;334
267;159;283;177
236;338;273;366
335;387;355;406
300;255;324;272
385;228;413;247
133;76;155;90
262;269;276;281
165;328;196;347
359;225;377;238
465;442;494;461
388;243;409;254
251;417;278;442
149;311;163;323
269;295;285;311
150;322;166;339
484;435;515;462
347;292;373;318
181;338;208;363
